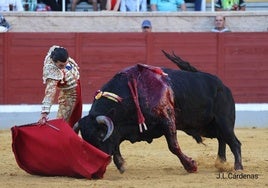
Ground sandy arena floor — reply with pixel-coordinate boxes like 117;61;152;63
0;128;267;188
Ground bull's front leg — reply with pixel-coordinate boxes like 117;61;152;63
113;145;126;174
165;125;197;173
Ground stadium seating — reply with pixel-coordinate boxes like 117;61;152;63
67;0;268;11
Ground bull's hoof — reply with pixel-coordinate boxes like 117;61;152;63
116;162;126;174
234;163;243;171
119;166;125;174
183;159;197;173
215;157;232;172
113;155;126;174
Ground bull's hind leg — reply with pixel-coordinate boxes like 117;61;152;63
163;122;197;173
217;118;243;171
217;137;226;162
215;138;232;171
227;135;243;170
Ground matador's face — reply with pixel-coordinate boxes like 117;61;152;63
55;61;67;69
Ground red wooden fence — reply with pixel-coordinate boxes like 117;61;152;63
0;32;267;104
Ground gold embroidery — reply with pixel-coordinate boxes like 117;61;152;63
41;46;80;116
94;90;122;103
41;79;58;113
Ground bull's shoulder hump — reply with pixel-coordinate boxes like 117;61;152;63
137;64;166;76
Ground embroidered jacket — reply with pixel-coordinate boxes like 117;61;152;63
41;46;80;114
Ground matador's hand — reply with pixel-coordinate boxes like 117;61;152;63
38;113;48;124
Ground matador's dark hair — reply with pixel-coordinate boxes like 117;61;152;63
50;47;69;62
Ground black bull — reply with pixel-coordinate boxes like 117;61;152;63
75;51;243;173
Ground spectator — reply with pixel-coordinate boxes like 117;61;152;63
120;0;147;12
36;1;52;11
0;14;10;32
41;0;70;11
211;15;231;32
106;0;120;11
150;0;186;12
185;0;202;11
0;0;23;11
38;45;82;129
141;19;152;32
215;0;246;11
71;0;106;11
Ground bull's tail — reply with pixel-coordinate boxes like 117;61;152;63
162;50;198;72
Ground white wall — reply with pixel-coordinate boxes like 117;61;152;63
2;11;268;32
1;104;267;128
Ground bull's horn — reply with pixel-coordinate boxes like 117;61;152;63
96;115;114;142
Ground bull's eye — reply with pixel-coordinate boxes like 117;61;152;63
96;129;106;142
100;132;105;139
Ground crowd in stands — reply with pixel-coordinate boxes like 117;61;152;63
0;0;247;12
0;0;251;33
0;0;248;32
138;16;232;33
0;9;234;34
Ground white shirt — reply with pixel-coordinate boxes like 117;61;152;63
0;26;8;32
211;27;231;33
0;0;24;11
120;0;147;12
